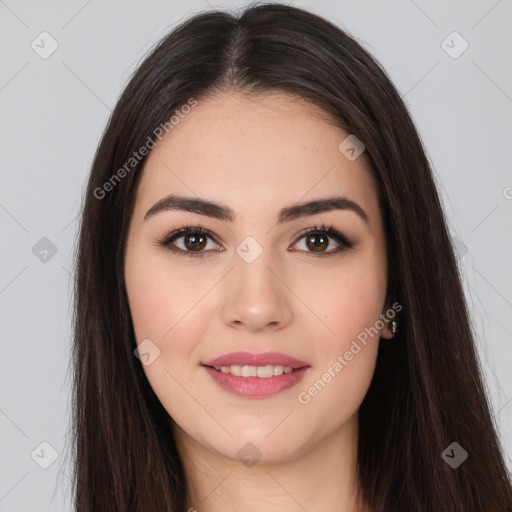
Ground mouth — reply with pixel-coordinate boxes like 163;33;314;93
201;350;311;398
201;363;311;398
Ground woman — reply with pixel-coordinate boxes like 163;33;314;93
70;3;512;511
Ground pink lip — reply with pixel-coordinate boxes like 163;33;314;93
201;351;311;398
202;350;310;369
202;366;310;398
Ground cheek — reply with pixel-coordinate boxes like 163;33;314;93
295;271;383;431
125;245;205;343
295;339;379;446
293;253;385;419
310;256;387;353
125;247;217;401
124;248;210;420
126;268;174;342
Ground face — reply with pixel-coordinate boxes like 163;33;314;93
124;91;393;464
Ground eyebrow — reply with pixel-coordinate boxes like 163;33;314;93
144;193;369;225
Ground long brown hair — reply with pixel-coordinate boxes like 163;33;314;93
69;3;512;510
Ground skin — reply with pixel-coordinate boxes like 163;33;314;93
124;91;395;512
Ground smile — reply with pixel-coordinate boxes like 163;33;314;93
202;364;310;398
209;364;295;377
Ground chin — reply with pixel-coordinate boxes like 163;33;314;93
211;433;308;466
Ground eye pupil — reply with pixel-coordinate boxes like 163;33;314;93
185;234;207;251
306;233;328;252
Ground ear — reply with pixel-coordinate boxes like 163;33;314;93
380;322;396;340
380;302;397;340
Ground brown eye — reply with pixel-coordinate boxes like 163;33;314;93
156;226;222;258
305;233;329;252
183;233;207;251
291;224;356;257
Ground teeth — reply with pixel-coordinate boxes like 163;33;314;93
212;364;295;377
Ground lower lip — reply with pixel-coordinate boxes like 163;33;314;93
202;365;310;398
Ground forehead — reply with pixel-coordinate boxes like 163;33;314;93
134;92;379;226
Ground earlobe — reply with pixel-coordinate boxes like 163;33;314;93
380;303;398;340
380;322;397;340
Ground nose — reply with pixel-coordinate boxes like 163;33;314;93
221;251;293;332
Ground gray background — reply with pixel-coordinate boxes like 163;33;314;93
1;0;511;510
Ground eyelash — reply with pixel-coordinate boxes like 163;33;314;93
154;223;357;259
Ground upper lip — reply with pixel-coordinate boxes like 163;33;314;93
202;351;310;369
